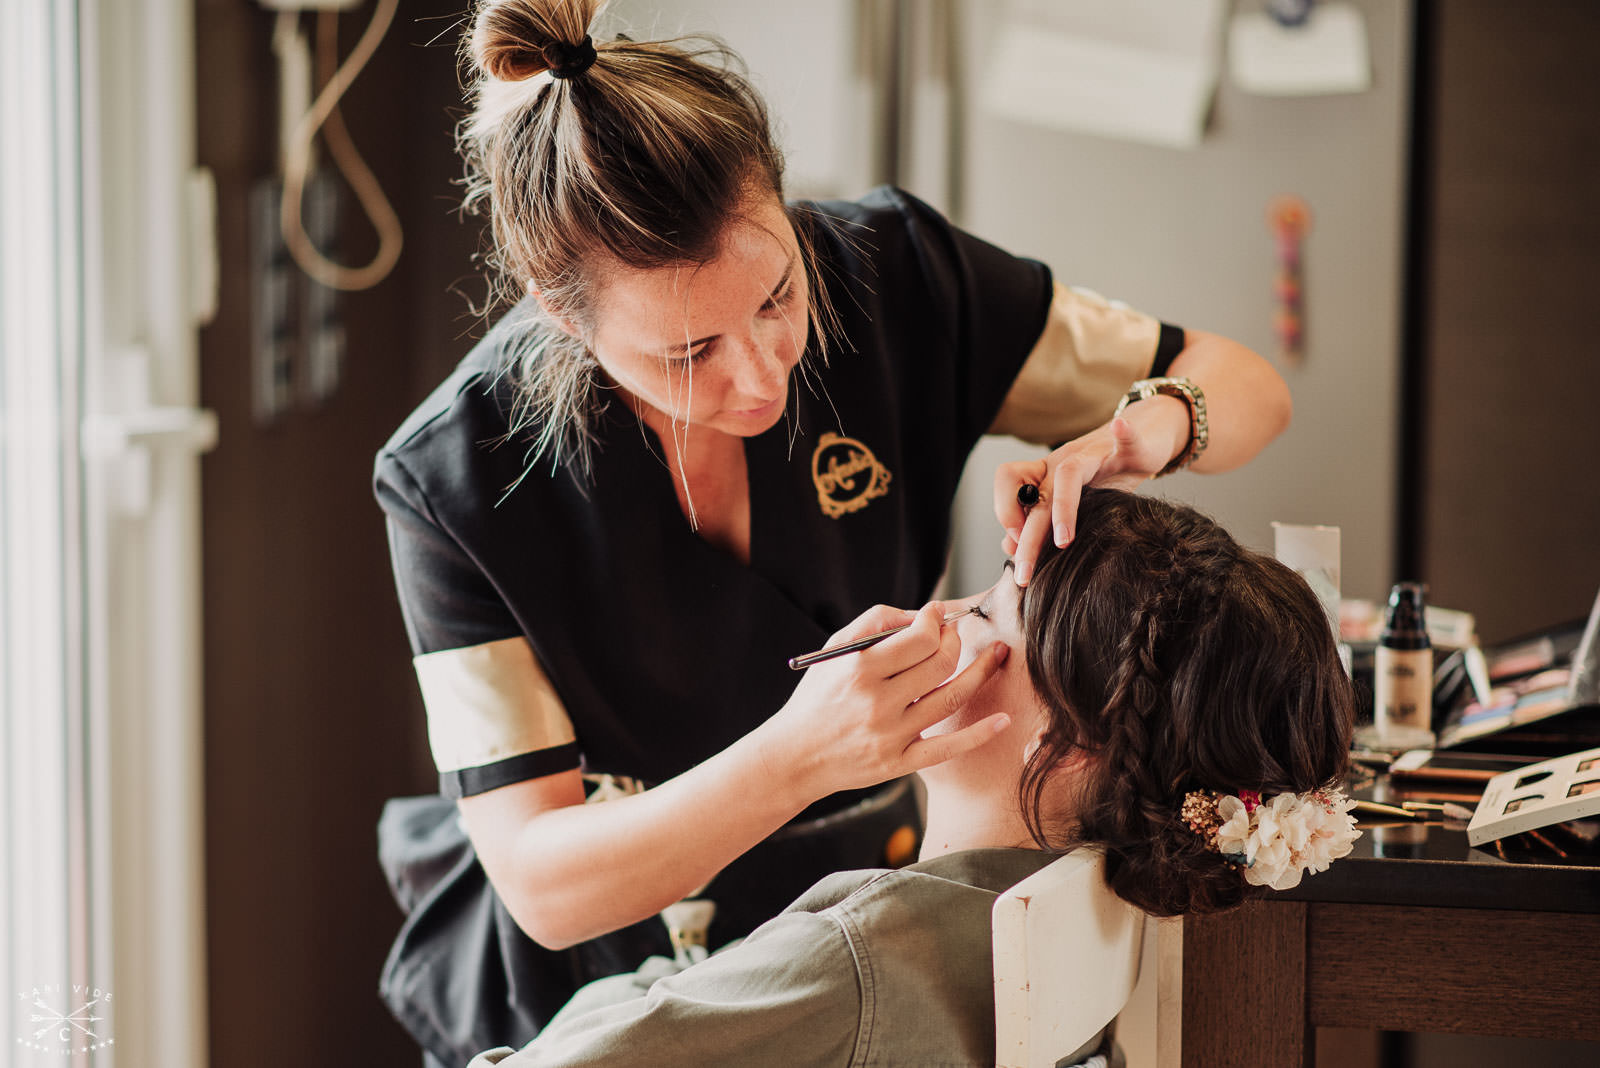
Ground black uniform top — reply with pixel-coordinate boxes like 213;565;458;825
377;186;1177;798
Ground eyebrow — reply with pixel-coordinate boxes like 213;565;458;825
653;256;797;358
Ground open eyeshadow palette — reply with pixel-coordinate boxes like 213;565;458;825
1466;744;1600;847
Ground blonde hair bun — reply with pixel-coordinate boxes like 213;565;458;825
471;0;600;83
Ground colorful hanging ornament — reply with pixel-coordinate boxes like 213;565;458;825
1267;194;1312;364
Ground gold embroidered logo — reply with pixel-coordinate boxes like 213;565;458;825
811;432;892;519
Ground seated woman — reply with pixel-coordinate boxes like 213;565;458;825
465;489;1358;1068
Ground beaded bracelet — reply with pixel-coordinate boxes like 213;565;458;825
1114;376;1209;477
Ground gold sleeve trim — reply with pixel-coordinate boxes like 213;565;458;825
413;636;577;774
989;283;1162;444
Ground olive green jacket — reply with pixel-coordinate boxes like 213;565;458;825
466;848;1118;1068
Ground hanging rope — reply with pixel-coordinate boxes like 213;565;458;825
278;0;403;291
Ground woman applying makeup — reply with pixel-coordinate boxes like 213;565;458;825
455;489;1358;1068
374;3;1291;1064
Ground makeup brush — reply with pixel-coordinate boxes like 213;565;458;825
1350;799;1477;823
790;481;1039;671
1401;800;1477;823
788;606;978;671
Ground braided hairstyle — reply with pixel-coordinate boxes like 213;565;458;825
1018;489;1354;916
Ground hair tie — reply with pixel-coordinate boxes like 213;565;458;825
1180;786;1359;890
544;35;597;80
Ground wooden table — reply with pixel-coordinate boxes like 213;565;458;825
1154;795;1600;1066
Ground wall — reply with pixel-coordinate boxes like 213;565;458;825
194;0;475;1063
1413;0;1600;644
948;0;1413;608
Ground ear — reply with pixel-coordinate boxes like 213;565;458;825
1022;728;1045;765
529;284;582;338
1023;727;1092;775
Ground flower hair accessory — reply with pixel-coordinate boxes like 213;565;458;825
1180;786;1360;890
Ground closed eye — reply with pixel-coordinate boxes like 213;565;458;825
758;278;798;316
663;261;798;363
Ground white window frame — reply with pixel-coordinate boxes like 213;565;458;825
1;2;88;1058
3;1;213;1065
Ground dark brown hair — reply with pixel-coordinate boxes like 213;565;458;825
460;0;834;473
1018;489;1355;916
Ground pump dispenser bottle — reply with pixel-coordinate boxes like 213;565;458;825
1369;582;1435;749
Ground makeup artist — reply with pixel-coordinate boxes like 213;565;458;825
373;3;1290;1066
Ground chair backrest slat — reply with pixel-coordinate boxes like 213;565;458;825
993;850;1145;1068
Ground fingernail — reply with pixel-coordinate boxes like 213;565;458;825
1014;566;1029;587
991;714;1012;734
993;644;1010;664
1055;524;1070;547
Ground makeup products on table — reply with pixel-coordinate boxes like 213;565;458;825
1349;798;1475;824
1428;586;1599;750
1358;582;1435;750
1466;745;1600;847
1272;522;1340;642
1387;748;1526;786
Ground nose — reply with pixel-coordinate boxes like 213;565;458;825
733;336;790;399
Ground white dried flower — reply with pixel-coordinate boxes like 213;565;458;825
1201;787;1361;890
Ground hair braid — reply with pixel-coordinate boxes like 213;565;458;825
1018;490;1354;916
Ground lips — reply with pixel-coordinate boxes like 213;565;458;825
733;397;783;417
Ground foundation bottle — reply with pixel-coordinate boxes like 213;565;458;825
1372;582;1435;749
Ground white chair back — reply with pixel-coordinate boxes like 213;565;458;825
993;850;1145;1068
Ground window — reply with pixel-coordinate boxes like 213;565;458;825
2;2;212;1064
1;1;91;1061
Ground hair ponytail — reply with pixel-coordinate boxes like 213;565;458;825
470;0;597;83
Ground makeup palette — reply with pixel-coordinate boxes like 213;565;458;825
1465;744;1600;847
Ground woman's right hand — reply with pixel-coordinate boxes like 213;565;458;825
759;603;1012;803
460;604;1007;949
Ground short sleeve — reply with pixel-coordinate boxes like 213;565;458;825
875;188;1056;451
478;910;865;1068
989;284;1184;444
377;451;581;796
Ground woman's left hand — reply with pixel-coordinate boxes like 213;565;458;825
994;328;1293;585
993;395;1188;585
